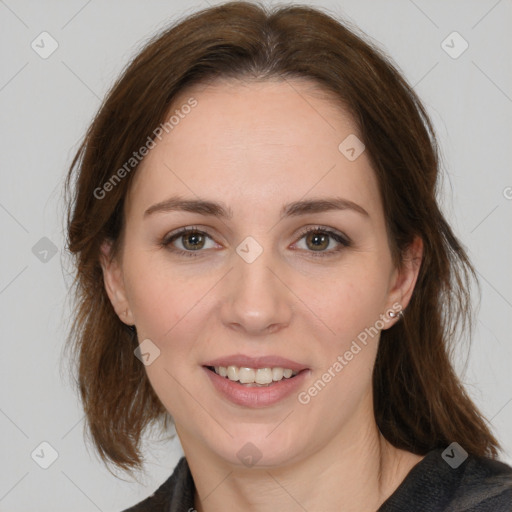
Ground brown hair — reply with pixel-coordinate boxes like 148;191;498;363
63;0;500;475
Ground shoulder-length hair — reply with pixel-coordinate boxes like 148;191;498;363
64;0;500;475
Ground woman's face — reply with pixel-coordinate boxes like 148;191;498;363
102;78;420;468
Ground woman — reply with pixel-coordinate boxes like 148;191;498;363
64;2;512;510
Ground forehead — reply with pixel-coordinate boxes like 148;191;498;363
126;78;380;219
165;77;357;159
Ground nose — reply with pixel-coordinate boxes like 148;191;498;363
219;246;293;336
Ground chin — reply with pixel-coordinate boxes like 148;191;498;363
210;427;304;469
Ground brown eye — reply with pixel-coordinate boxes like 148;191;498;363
294;226;351;257
181;231;206;250
305;231;330;251
162;227;217;256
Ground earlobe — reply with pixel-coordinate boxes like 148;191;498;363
384;236;423;325
99;240;134;325
400;236;423;305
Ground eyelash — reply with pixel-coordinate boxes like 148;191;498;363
161;225;351;259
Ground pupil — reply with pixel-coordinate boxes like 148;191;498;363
308;232;328;251
184;232;204;250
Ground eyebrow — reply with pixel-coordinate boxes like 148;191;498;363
143;195;369;219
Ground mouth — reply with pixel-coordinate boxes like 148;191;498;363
204;365;301;387
201;355;310;407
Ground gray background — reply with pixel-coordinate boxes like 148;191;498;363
1;0;511;510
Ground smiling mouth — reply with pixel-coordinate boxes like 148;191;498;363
205;365;301;387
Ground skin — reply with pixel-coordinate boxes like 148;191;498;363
101;78;424;512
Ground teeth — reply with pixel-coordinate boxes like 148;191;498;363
255;368;273;384
238;367;255;384
227;366;238;381
272;367;284;381
213;365;298;385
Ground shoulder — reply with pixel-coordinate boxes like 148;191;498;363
379;447;512;512
449;451;512;511
121;457;195;512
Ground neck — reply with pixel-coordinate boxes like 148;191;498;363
179;414;423;512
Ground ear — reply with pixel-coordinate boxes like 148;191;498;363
99;240;134;326
383;235;423;328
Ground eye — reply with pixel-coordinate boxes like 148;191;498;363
161;225;351;258
161;226;218;257
293;226;351;257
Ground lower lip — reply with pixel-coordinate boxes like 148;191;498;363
203;367;310;408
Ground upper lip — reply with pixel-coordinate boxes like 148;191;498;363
203;354;309;372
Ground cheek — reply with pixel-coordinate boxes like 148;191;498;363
123;255;218;395
123;251;208;339
297;268;387;410
304;262;391;346
124;265;208;415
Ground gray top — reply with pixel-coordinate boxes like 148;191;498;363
122;448;512;511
